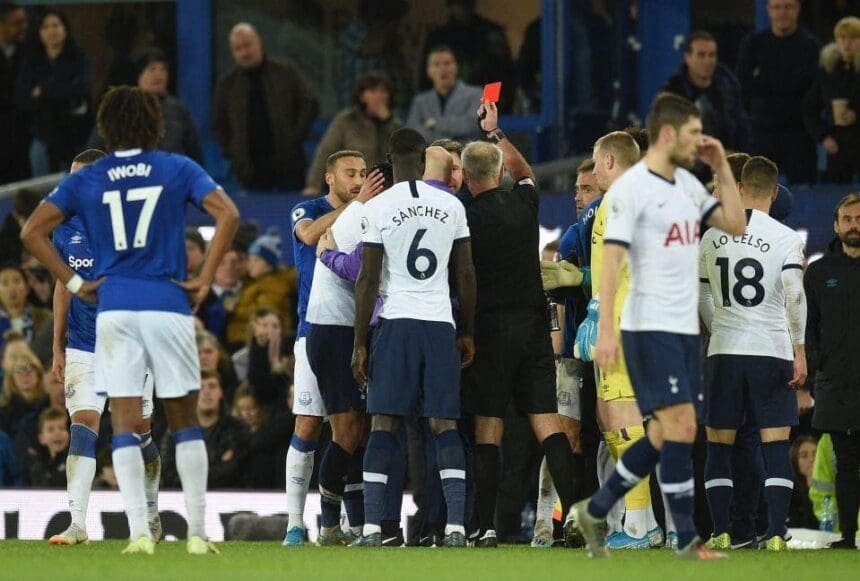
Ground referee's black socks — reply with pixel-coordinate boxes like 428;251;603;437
542;432;576;516
474;444;501;532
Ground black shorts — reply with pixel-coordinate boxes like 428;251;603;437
464;310;557;418
306;323;364;415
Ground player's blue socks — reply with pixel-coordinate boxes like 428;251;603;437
659;441;696;549
112;432;149;539
174;427;208;538
68;424;98;529
588;436;660;518
70;423;98;458
382;430;406;528
435;429;466;533
319;441;352;528
762;440;793;539
363;430;398;535
344;447;365;530
704;441;734;536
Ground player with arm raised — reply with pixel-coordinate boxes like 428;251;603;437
698;156;807;552
350;128;476;547
48;149;162;546
21;86;239;555
566;92;745;559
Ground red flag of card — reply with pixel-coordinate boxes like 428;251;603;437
482;82;502;104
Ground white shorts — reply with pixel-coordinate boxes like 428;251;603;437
292;337;326;417
65;348;154;418
557;358;583;421
95;310;200;400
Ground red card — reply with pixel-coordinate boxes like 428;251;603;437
482;82;502;104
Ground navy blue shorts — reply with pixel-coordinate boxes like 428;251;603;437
368;318;461;419
706;354;796;429
621;331;701;418
306;324;364;415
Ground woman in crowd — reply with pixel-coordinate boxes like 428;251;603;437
303;71;401;195
0;265;53;362
0;350;47;440
16;10;92;175
233;385;293;490
197;330;240;406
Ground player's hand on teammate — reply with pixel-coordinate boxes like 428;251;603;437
51;348;65;384
696;135;727;169
351;345;369;387
540;260;585;290
75;277;104;303
356;169;386;203
316;228;337;258
457;335;475;368
177;277;210;312
477;101;498;132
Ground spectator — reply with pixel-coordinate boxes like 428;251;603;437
243;307;291;412
233;385;292;489
788;435;819;529
197;248;243;346
196;330;239;405
663;30;749;182
161;370;246;489
212;22;319;191
87;47;202;162
185;227;206;278
226;230;297;350
28;407;68;487
15;9;92;175
804;193;860;549
304;72;402;196
0;264;52;361
0;427;20;485
802;16;860;184
0;188;41;266
419;0;517;113
0;350;46;440
0;2;30;184
22;259;53;310
406;45;483;144
737;0;820;184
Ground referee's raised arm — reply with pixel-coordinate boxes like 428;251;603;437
477;101;534;182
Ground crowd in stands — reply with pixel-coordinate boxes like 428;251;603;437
0;0;858;544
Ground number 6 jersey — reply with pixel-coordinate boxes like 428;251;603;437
47;149;220;314
699;209;805;360
361;180;470;326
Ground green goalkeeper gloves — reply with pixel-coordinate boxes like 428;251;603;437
540;260;589;290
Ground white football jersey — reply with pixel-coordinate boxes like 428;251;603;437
306;201;365;326
360;180;470;325
700;209;805;360
602;161;719;335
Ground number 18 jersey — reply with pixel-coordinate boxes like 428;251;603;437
699;209;805;360
361;180;470;326
47;149;220;314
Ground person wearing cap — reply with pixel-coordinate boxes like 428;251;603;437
87;47;201;162
226;230;297;349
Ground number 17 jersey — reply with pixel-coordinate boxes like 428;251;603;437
699;209;805;360
361;180;470;326
47;149;220;314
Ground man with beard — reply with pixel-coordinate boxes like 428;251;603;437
804;193;860;549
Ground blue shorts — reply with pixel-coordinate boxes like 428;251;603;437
306;324;364;415
621;331;701;418
706;354;796;429
368;318;461;419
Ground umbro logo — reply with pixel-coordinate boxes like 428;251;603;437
825;278;838;288
70;234;83;244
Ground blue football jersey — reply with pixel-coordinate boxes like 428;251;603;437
52;216;97;352
290;196;334;338
48;150;219;314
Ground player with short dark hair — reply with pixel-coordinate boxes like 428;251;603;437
21;86;240;555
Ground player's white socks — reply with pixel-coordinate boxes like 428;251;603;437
112;434;150;540
66;454;96;529
597;440;624;534
175;428;208;538
140;432;161;521
286;436;317;529
535;457;558;524
623;508;649;538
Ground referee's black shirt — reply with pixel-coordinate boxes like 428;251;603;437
462;176;546;314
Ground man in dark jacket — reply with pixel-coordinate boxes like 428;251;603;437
0;2;29;184
737;0;820;184
805;193;860;549
212;23;319;191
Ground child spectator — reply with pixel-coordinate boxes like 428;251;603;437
789;435;819;528
29;407;69;487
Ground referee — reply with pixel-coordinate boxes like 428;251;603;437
461;102;576;547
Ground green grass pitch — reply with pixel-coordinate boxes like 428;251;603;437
2;541;858;581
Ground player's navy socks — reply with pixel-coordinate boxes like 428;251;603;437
588;436;660;518
68;424;98;528
762;440;793;539
659;441;696;549
542;432;576;515
343;447;365;529
381;429;406;528
319;441;352;528
474;443;500;531
435;429;466;531
704;441;734;535
363;430;398;533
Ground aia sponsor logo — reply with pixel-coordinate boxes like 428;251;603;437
664;220;701;246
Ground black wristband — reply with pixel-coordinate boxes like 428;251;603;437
486;128;505;144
